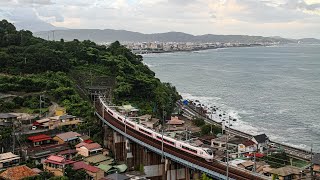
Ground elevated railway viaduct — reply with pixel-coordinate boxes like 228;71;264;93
95;99;268;180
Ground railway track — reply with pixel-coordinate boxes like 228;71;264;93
177;101;312;161
95;101;268;180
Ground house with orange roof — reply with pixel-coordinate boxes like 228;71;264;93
0;165;38;180
166;116;185;126
43;155;75;176
75;142;103;157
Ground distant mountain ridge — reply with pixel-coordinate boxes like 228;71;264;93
34;29;319;44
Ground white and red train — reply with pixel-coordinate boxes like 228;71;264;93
100;98;214;162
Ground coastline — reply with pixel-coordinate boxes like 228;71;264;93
133;43;269;54
142;45;319;156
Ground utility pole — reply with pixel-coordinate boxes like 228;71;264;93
161;107;165;163
253;152;256;172
12;120;15;153
311;144;314;179
226;118;231;180
124;114;127;163
39;95;44;116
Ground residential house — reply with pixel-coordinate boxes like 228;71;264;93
73;161;104;180
43;155;75;176
53;131;81;144
166;116;185;126
0;165;38;180
76;142;103;157
24;143;70;164
79;135;91;142
27;134;53;147
199;134;217;145
237;160;255;171
84;154;110;166
55;107;66;116
312;153;320;177
0;113;17;127
139;115;159;129
57;149;78;160
48;115;82;130
34;115;82;130
238;140;257;154
269;166;302;180
251;134;269;152
0;152;20;169
211;135;245;149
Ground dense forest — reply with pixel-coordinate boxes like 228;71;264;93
0;19;181;143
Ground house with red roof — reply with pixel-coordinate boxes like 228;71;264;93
76;142;103;157
43;155;75;176
27;134;53;147
73;161;104;180
0;165;38;180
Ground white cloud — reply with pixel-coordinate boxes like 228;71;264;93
0;0;319;38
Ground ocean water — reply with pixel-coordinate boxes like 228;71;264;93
143;44;320;152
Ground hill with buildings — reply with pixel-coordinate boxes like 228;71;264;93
34;29;296;44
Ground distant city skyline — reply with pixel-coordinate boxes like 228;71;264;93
0;0;320;39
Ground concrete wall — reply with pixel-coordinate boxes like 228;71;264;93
166;168;186;180
144;164;164;177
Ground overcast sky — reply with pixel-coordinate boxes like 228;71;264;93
0;0;320;38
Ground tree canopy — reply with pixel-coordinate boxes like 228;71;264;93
0;19;181;144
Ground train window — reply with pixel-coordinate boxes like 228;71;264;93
182;145;197;154
205;149;213;155
139;128;152;135
125;121;134;127
107;110;113;115
156;136;175;145
117;117;123;121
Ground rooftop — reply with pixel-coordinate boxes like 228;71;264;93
84;154;109;164
242;140;256;146
0;113;17;119
57;149;78;155
0;165;38;180
0;152;20;162
312;153;320;165
80;135;90;141
76;142;102;150
27;134;52;142
253;134;268;143
167;116;185;125
55;131;81;141
269;166;301;176
45;155;75;165
97;164;113;173
104;173;130;180
239;161;255;168
73;161;100;173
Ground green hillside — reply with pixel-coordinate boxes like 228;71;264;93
0;19;180;143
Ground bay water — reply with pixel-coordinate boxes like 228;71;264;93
143;44;320;152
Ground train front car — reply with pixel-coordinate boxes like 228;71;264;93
202;148;214;162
